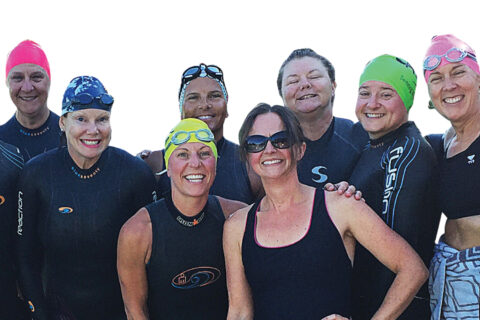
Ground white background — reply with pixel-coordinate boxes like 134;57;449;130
1;0;478;238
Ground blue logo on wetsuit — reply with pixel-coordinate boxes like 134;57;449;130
171;266;221;289
58;207;74;214
0;195;5;205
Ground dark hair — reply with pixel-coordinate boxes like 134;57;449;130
238;103;306;162
276;48;336;99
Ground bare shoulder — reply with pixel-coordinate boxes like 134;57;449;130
224;204;252;232
324;191;371;224
119;207;152;244
216;196;249;218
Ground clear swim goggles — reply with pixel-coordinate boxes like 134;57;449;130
165;128;215;151
423;47;477;71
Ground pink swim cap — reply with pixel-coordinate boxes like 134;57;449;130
5;40;51;80
423;34;479;82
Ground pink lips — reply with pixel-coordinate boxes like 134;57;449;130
81;139;101;148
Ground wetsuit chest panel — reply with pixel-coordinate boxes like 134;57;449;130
297;117;367;188
349;122;438;320
146;196;227;320
242;190;352;320
438;135;480;219
0;113;62;162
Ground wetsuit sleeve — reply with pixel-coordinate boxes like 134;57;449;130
381;137;439;259
131;159;157;209
16;166;48;320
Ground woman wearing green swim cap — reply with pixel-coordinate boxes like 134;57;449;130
118;118;246;319
349;54;440;319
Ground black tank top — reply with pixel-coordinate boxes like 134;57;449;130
145;194;228;320
242;189;352;319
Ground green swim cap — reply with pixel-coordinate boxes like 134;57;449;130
359;54;417;111
164;118;218;169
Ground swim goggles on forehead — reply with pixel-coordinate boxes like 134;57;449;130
165;128;215;151
245;131;290;153
423;47;477;71
70;93;114;106
181;64;224;86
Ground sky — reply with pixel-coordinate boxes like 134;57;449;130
1;0;478;155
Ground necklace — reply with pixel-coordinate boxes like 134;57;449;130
71;166;101;179
19;126;50;137
176;211;205;227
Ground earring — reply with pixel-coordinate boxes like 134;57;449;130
428;101;435;109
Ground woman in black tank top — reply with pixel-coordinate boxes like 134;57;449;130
223;103;428;320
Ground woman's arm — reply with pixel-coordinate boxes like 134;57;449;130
223;207;254;320
327;193;428;320
117;208;152;320
16;166;48;320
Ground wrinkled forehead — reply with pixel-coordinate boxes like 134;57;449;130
283;56;327;78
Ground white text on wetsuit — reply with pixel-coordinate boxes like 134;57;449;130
17;191;23;235
382;147;403;215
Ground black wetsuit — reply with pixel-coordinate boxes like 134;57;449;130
0;140;23;319
145;194;227;320
158;137;255;203
297;117;368;188
0;112;62;162
349;122;440;320
16;146;156;320
242;190;352;319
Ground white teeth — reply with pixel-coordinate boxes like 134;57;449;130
299;94;316;100
366;113;384;118
82;140;100;145
444;96;462;104
20;96;36;101
186;174;204;182
263;160;281;165
198;116;212;120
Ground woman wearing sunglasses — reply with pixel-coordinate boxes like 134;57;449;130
118;118;246;319
423;35;480;319
223;103;428;320
277;49;368;189
348;55;440;320
0;40;62;162
16;76;156;320
139;63;263;204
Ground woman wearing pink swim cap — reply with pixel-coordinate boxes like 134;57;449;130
423;34;480;319
0;40;62;162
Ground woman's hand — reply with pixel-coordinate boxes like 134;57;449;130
136;149;151;159
324;181;363;201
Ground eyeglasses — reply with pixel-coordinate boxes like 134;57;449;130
245;131;290;153
70;93;114;106
181;64;224;86
165;128;215;151
423;47;477;71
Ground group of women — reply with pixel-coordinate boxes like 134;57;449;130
0;34;479;320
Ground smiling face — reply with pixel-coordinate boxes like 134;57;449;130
280;56;336;115
167;142;216;198
181;77;228;140
7;63;50;117
60;109;111;168
427;62;480;124
247;112;300;180
355;81;408;139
